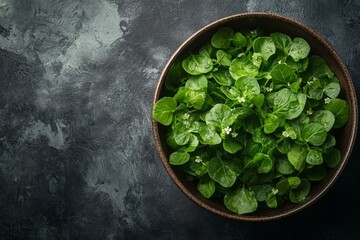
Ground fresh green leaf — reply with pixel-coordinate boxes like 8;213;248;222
211;27;234;48
324;82;340;98
229;54;259;80
197;176;216;198
233;32;247;47
223;137;242;154
324;98;350;128
324;148;341;168
310;110;335;132
264;114;279;134
169;151;190;165
153;97;177;125
270;32;292;54
224;187;258;214
289;179;310;203
199;124;222;145
302;123;327;146
216;50;232;66
185;75;208;90
289;37;310;62
253;37;276;61
288;143;308;171
276;158;295;175
208;156;237;187
306;148;323;165
182;53;213;75
271;64;298;86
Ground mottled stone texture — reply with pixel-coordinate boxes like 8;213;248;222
0;0;359;239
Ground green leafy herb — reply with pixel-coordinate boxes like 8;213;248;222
153;27;349;215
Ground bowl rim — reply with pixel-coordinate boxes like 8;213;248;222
152;12;358;221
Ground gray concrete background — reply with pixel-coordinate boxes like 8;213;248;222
0;0;360;239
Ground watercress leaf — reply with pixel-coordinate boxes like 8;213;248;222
251;53;263;68
199;124;222;145
220;86;240;100
303;56;334;80
153;97;177;126
308;87;324;100
322;134;336;150
208;156;237;187
324;98;350;128
189;156;208;177
181;134;199;153
253;37;276;61
288;176;301;189
212;71;234;86
233;32;247;47
306;148;323;165
306;165;327;181
185;75;208;90
286;57;309;72
252;94;265;109
276;158;295;175
223;137;242;154
271;64;298;86
266;192;278;208
310;110;335;132
182;53;213;75
273;89;307;120
165;59;187;91
199;43;215;57
250;184;272;202
276;178;290;196
216;50;232;66
224;187;258;214
264;114;279;134
324;82;340;98
270;32;292;54
289;37;310;62
197;176;216;198
205;104;244;129
211;27;234;48
235;76;261;97
288;143;308;171
289;179;310;203
302;123;327;146
169;151;190;165
229;55;259;80
324;148;341;168
276;138;293;154
186;90;206;109
254;153;273;174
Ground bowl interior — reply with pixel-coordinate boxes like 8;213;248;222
153;13;358;221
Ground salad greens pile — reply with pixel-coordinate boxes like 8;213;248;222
153;27;349;214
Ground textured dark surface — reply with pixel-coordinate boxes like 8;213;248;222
0;0;360;239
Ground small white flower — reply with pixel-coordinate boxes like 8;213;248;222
184;113;190;120
325;97;331;104
223;126;232;135
272;188;279;195
306;109;313;115
282;131;290;138
231;132;238;138
265;87;273;92
183;120;190;126
237;96;246;103
195;156;202;163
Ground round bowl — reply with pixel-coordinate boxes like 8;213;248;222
152;12;358;221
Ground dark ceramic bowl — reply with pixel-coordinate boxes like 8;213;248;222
152;12;358;221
